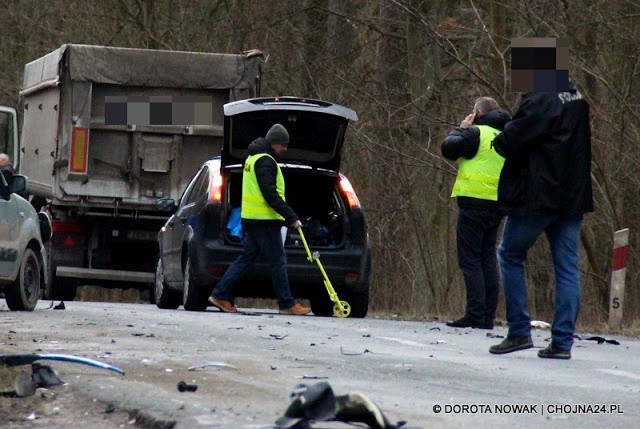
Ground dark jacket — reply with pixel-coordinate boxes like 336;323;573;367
441;108;511;209
242;137;298;226
492;83;593;216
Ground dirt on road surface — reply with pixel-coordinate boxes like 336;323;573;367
0;378;134;428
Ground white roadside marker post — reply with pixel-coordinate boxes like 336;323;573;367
608;228;629;333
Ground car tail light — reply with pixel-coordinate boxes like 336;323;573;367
345;271;360;284
69;127;89;174
209;170;223;202
207;264;226;277
339;175;360;208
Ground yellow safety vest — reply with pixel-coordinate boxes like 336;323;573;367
241;153;286;220
451;125;505;201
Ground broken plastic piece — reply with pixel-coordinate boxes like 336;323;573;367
275;382;405;429
0;353;125;376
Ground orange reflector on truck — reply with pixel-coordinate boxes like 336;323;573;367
339;174;360;208
69;127;89;174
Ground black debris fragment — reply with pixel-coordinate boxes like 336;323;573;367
53;301;65;310
177;381;198;392
585;336;621;345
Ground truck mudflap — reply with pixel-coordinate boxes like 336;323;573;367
56;266;154;283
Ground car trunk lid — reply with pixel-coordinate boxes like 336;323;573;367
222;97;357;172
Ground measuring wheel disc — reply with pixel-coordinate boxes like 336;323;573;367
333;301;351;318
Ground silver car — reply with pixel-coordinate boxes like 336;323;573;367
0;173;50;310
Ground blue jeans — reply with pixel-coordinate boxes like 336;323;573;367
498;214;583;350
211;223;295;309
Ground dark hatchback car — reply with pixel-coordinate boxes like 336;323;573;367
154;97;370;317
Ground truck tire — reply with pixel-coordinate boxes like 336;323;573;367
154;256;180;309
182;256;208;311
5;248;41;311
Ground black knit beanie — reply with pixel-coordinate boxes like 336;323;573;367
265;123;289;146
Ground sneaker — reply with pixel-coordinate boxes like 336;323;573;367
489;335;533;354
446;316;489;329
279;303;311;315
538;343;571;360
208;295;237;313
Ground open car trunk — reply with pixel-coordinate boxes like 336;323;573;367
223;166;346;248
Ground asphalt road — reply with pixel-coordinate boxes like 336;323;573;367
1;301;639;428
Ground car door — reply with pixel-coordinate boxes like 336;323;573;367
0;181;20;279
164;166;209;281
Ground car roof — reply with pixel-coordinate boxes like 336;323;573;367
222;97;357;172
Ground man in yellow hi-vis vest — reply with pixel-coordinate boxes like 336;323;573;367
441;97;511;330
209;124;311;315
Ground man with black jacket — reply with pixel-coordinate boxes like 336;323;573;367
442;97;511;330
488;81;593;359
209;124;311;316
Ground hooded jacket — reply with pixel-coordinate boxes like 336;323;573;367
441;108;511;209
492;83;593;216
242;137;298;226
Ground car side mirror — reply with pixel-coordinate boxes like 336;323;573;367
9;174;27;197
156;198;177;214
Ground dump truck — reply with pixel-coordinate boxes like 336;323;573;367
14;44;264;300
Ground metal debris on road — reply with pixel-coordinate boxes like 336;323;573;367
187;361;238;371
531;320;551;329
0;353;125;376
340;347;389;356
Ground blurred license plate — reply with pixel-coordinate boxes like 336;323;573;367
127;230;157;241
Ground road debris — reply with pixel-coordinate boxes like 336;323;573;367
585;336;621;345
187;361;237;371
275;381;406;429
177;381;198;392
0;353;125;376
531;320;551;329
340;347;388;356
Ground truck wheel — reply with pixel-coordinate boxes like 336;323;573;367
5;249;41;311
182;257;208;311
154;257;180;309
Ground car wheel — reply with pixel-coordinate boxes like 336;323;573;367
183;256;208;311
344;289;369;318
310;293;334;317
154;256;180;309
5;248;41;311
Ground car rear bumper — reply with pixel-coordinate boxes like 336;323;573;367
190;241;369;298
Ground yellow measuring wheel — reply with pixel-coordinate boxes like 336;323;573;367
297;227;351;318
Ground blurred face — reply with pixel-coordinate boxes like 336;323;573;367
273;143;287;156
